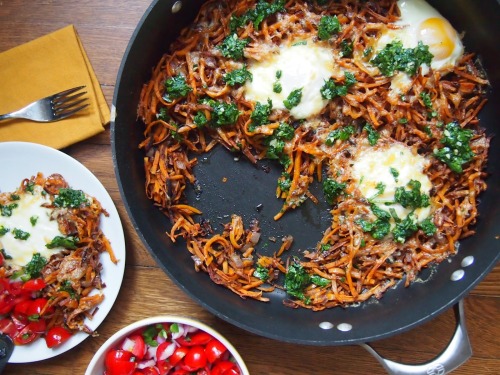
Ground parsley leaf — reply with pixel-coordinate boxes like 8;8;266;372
54;188;89;208
253;264;270;281
250;99;273;128
364;124;380;146
46;235;79;250
394;180;430;209
322;178;346;204
370;40;433;77
325;125;355;145
283;88;302;109
217;34;249;60
200;98;240;127
434;122;475;173
317;15;341;40
320;72;356;100
229;0;285;32
223;66;253;86
163;75;192;102
24;253;47;279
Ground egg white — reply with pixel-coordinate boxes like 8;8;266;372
244;42;335;119
375;0;464;94
0;185;65;267
351;142;432;223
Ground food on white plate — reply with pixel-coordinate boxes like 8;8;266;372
137;0;490;310
0;172;117;347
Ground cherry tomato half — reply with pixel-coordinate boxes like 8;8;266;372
211;360;241;375
105;349;136;375
205;338;228;363
167;345;189;366
13;323;41;345
175;331;212;347
45;326;73;348
124;334;146;360
21;278;46;292
183;345;207;371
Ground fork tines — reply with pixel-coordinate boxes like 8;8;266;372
52;85;89;119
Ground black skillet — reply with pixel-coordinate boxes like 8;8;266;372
112;0;500;372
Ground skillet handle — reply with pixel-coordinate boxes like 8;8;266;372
360;300;471;375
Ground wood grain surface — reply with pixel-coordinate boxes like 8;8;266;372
0;1;498;374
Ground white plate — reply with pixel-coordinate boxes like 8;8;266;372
0;142;126;363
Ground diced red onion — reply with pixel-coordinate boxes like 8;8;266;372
121;337;135;352
157;342;177;361
137;359;156;369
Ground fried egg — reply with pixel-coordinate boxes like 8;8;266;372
376;0;464;94
351;142;432;223
0;185;65;267
244;42;334;119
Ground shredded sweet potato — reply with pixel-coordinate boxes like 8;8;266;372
138;0;490;310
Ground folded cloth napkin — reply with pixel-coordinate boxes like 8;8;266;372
0;25;110;149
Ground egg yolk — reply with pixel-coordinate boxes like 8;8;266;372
418;17;456;60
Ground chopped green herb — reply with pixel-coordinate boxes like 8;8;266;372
320;243;331;252
13;228;30;240
223;66;253;86
156;107;170;121
364;124;380;146
325;125;355;145
163;75;192;102
193;111;208;127
370;40;433;77
398;118;408;124
24;253;47;279
420;91;433;109
142;326;160;347
217;33;249;60
30;216;38;226
419;217;437;236
253;264;270;281
278;172;291;192
46;235;79;250
10;194;20;201
322;178;346;205
283;88;302;109
0;203;18;217
392;213;418;243
250;99;273;127
284;262;310;301
434;122;475;173
229;0;285;32
394;180;430;209
59;280;78;299
275;70;282;79
54;188;89;208
340;39;354;57
25;181;36;194
273;81;282;93
0;226;9;236
390;167;399;181
317;15;341;40
200;98;240;127
274;122;294;140
320;72;356;100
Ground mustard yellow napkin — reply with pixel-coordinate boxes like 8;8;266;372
0;25;110;149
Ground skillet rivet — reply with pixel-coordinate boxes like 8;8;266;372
172;1;182;13
336;323;352;332
461;256;474;268
451;269;465;281
319;321;334;330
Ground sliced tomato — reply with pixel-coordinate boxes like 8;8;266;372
156;360;173;375
175;331;212;347
21;278;46;292
205;338;227;363
183;345;207;371
27;298;52;316
123;334;146;360
45;326;72;348
0;318;18;337
13;323;41;345
211;361;241;375
105;349;136;375
12;299;32;321
168;345;189;366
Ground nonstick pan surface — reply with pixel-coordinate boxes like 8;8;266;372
112;0;500;345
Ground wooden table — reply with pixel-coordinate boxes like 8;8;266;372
0;1;498;374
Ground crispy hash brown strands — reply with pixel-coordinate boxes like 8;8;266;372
0;172;117;335
138;0;490;310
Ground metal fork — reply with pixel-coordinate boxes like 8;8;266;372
0;86;89;122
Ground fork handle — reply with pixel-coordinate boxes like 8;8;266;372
0;113;14;121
